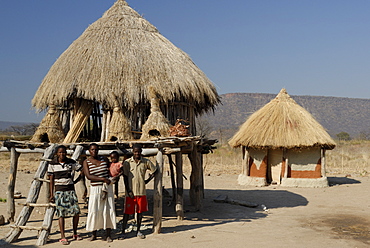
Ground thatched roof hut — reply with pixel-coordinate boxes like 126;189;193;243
31;0;219;142
229;89;336;188
229;88;335;149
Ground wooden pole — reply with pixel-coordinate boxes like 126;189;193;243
153;148;163;234
5;144;58;243
200;153;204;199
100;110;107;142
167;155;177;204
321;148;326;177
188;144;202;210
175;152;184;220
7;147;20;222
284;149;289;178
36;206;55;246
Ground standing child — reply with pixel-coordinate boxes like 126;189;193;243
48;145;83;245
119;144;157;240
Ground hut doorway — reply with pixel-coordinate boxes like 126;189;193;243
267;149;283;185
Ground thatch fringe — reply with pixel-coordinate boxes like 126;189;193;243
32;0;219;114
31;105;64;143
63;100;93;143
141;87;172;140
229;89;336;149
106;101;133;141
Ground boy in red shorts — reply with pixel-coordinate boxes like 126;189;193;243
120;144;157;239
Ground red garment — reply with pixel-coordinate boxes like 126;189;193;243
109;162;123;177
124;196;148;214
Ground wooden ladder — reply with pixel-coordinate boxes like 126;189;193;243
5;144;84;246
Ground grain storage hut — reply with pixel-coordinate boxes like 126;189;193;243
229;89;336;188
31;0;219;143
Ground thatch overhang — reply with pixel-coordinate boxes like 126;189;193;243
32;0;219;114
229;89;336;150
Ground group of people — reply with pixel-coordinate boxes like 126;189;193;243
48;143;157;245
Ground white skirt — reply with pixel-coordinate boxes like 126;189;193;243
86;184;116;231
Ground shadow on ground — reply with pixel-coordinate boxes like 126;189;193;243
144;188;308;234
328;177;361;186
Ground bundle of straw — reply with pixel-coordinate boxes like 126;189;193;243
63;100;93;143
31;104;65;143
141;87;172;140
106;101;133;141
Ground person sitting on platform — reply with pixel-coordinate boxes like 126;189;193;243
119;144;157;240
48;145;83;245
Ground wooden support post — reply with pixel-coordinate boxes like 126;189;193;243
73;145;88;205
188;145;202;211
242;147;250;176
284;149;289;178
200;153;204;199
44;173;50;207
36;206;55;246
7;147;20;222
167;155;177;204
175;152;184;220
5;144;58;243
321;148;326;177
283;148;289;178
153;148;163;234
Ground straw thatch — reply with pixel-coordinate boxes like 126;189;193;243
141;87;172;140
63;100;93;143
31;104;64;143
31;0;219;115
106;100;133;141
229;89;336;149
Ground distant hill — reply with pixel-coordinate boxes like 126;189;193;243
203;93;370;142
0;121;34;130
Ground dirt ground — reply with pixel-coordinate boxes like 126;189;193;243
0;169;370;248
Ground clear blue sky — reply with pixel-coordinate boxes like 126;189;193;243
1;0;369;123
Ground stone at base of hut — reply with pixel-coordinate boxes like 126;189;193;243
213;195;258;208
0;215;5;225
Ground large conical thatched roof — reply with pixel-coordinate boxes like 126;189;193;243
229;89;336;149
32;0;219;113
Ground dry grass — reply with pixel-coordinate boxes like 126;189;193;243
325;140;370;175
229;89;336;149
32;0;219;114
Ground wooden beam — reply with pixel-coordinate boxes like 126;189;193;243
153;148;163;234
10;225;45;231
17;203;56;207
188;146;202;211
36;206;55;246
5;144;58;243
167;155;177;204
321;148;326;177
175;152;184;220
7;147;20;222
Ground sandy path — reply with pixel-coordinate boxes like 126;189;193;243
0;172;369;248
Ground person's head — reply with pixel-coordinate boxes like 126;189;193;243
55;145;67;162
132;144;142;160
110;151;120;163
89;143;99;158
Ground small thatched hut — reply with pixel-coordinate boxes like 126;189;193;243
31;0;219;143
229;89;336;188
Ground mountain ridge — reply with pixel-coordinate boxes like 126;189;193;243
204;92;370;141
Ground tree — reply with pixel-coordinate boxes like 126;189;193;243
5;123;39;136
336;131;351;141
195;117;212;138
